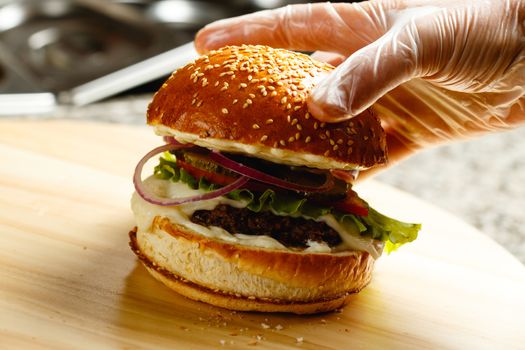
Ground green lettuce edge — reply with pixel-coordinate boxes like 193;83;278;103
154;152;420;253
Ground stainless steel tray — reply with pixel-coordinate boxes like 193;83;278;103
0;0;184;94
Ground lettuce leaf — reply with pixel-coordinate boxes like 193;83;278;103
154;152;420;252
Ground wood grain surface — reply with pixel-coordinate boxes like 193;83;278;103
1;120;524;350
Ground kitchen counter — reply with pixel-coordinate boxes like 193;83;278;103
13;94;525;264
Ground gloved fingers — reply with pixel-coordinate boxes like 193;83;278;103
195;2;394;55
307;32;418;122
307;6;447;122
310;51;346;66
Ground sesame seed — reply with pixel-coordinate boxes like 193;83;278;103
295;132;301;140
246;98;253;105
288;136;295;142
280;97;287;104
325;130;331;137
293;106;301;111
262;91;268;96
305;112;310;119
291;119;298;126
243;103;249;109
296;124;303;131
252;124;260;129
249;93;256;99
279;140;286;146
191;98;196;105
286;103;292;109
265;119;274;124
333;145;339;151
222;108;229;114
320;134;327;140
232;99;238;104
347;147;353;154
337;139;343;144
330;139;335;145
364;136;369;140
324;150;330;156
220;86;228;91
267;86;275;91
314;122;319;130
260;135;268;142
271;91;278;96
347;140;354;146
196;100;203;107
287;115;291;123
248;75;252;81
320;122;326;128
305;136;312;143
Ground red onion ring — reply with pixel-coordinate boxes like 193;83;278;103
162;136;190;146
331;169;360;183
209;151;334;193
134;144;249;206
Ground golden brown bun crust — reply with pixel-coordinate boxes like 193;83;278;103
129;216;375;314
147;45;387;168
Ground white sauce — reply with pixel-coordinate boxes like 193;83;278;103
131;176;382;257
154;125;363;171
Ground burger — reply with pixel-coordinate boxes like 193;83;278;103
130;45;420;314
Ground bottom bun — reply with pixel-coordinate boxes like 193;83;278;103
129;216;376;314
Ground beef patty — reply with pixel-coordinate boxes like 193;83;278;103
190;205;342;249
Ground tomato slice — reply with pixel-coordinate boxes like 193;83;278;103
333;190;369;216
176;160;237;186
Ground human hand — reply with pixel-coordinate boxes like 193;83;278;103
196;0;525;164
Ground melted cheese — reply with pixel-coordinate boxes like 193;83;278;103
154;125;363;170
131;177;382;257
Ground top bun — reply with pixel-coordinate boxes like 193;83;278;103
147;45;387;170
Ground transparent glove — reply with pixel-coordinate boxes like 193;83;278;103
196;0;525;163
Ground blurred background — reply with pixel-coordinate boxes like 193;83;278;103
0;0;524;264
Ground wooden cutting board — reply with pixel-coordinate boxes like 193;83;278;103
1;120;524;350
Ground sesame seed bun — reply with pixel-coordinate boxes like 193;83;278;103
129;216;375;314
147;45;387;170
